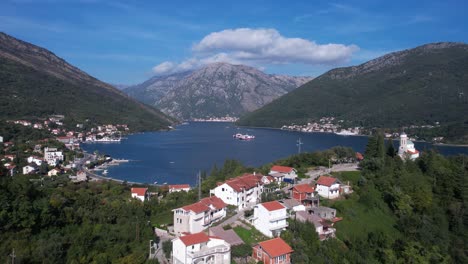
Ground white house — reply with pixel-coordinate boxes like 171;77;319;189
47;168;60;176
131;187;148;202
252;201;289;238
173;196;227;235
169;184;191;193
269;165;298;183
27;156;43;166
22;164;38;175
210;173;264;210
44;147;64;166
398;132;420;160
279;199;306;212
172;232;231;264
316;176;342;199
70;170;88;183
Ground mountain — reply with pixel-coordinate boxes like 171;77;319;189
124;62;312;120
0;32;174;131
237;42;468;140
111;84;131;90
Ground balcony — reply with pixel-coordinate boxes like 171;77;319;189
269;214;290;222
187;244;230;259
269;223;289;230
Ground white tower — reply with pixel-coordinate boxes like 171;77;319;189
399;132;408;155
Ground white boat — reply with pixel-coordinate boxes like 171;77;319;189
233;133;255;140
103;170;108;175
335;130;358;136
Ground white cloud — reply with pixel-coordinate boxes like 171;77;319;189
152;28;359;75
152;61;176;74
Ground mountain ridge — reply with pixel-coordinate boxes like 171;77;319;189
237;42;468;142
124;62;312;120
0;32;174;131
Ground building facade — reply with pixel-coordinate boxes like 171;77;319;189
172;232;231;264
210;173;264;210
398;132;420;160
252;237;293;264
252;201;289;238
173;196;227;235
316;176;341;199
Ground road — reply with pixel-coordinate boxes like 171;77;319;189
299;162;359;184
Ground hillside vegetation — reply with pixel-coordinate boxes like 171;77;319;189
238;42;468;142
0;32;173;131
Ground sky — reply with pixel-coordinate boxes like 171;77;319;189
0;0;467;84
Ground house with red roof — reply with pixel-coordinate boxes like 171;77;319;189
210;173;265;210
252;201;289;237
173;196;227;235
252;237;293;264
269;165;297;183
131;187;148;202
172;232;231;264
315;176;342;199
168;184;191;193
289;183;316;204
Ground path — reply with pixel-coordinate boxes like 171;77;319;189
299;162;359;184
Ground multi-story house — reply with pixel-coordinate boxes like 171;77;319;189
252;201;289;237
252;237;293;264
210;173;264;210
315;176;342;199
172;232;231;264
173;196;227;235
43;147;64;166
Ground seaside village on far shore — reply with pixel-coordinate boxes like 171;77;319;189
1;115;420;264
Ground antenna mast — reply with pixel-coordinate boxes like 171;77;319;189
198;171;202;200
297;138;303;154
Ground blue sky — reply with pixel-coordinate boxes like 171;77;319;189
0;0;467;84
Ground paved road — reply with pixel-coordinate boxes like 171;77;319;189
220;210;244;227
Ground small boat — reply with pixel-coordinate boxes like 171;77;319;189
233;133;255;140
103;170;108;175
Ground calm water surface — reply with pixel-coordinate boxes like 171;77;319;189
82;122;468;185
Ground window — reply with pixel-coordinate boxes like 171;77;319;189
257;248;262;258
222;188;225;191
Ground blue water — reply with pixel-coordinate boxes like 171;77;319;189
81;122;468;185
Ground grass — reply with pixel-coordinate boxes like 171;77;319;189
151;211;173;227
331;194;400;242
332;171;361;185
233;225;268;246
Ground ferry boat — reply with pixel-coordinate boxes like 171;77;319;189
233;133;256;140
335;130;358;136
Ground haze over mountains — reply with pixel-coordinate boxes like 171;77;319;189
0;32;173;131
238;42;468;141
124;62;312;120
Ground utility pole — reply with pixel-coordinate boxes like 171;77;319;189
198;171;202;200
297;138;303;154
9;249;15;264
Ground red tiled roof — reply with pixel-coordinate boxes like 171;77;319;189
270;165;294;173
316;176;339;187
131;187;148;196
169;184;190;189
257;237;293;257
406;149;419;154
179;232;210;246
293;183;314;193
356;152;364;160
224;173;264;192
200;196;227;210
182;202;210;214
261;201;286;212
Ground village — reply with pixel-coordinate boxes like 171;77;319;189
0;117;421;264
